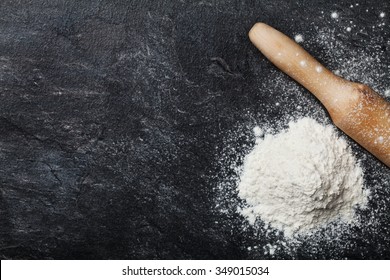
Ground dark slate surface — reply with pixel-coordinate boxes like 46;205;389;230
0;0;389;259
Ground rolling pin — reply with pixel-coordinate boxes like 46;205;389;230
249;23;390;168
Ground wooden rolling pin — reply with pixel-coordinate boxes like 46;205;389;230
249;23;390;167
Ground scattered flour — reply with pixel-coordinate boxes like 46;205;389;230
238;118;368;237
214;7;389;257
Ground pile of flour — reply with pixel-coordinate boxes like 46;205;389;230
238;117;368;237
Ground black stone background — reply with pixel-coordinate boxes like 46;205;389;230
0;0;389;259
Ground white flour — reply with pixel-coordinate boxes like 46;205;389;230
238;118;368;237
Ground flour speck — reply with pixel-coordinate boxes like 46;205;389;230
253;126;264;138
331;12;339;19
294;34;304;43
376;136;384;144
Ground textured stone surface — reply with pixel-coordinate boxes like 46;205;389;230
0;0;389;259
